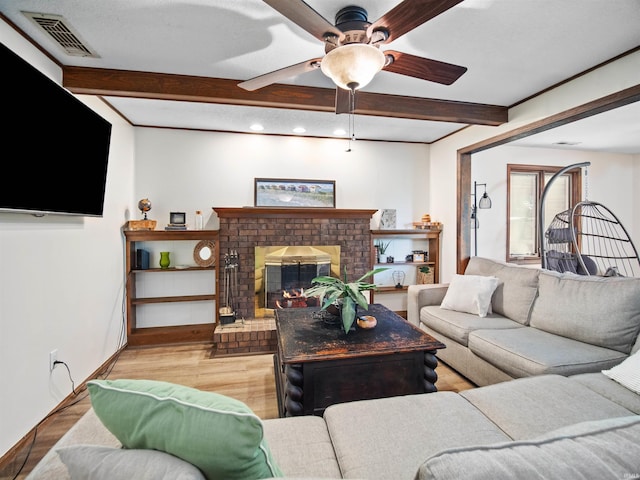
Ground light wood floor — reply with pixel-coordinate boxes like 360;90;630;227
0;343;475;479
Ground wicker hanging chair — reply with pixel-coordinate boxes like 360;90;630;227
540;162;640;277
543;201;640;277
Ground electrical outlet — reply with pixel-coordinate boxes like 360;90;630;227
49;349;58;372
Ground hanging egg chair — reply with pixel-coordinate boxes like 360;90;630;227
540;163;640;277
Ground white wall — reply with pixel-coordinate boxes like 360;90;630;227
0;28;136;456
133;129;430;230
472;146;638;261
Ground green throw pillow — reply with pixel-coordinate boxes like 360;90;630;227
87;379;283;480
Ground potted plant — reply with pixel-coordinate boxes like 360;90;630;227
374;240;391;263
305;266;389;334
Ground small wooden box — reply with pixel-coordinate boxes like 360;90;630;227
126;219;157;231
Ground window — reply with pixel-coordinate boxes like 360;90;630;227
507;165;581;263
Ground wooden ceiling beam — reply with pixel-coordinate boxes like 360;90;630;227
63;66;507;126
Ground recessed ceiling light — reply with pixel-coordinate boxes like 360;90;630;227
333;128;347;136
553;141;581;146
250;123;264;131
293;127;306;134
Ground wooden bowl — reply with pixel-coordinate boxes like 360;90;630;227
357;315;377;329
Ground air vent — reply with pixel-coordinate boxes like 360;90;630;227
22;12;99;58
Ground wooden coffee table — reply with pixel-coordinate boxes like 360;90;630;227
273;303;446;417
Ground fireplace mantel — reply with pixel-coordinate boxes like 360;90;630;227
213;207;377;219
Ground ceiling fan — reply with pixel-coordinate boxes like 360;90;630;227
238;0;468;113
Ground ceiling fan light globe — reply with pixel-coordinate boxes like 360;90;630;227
320;44;385;91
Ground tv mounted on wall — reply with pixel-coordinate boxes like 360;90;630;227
0;42;112;217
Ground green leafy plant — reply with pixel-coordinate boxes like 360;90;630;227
305;266;389;334
419;266;431;274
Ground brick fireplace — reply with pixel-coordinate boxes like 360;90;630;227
214;208;376;322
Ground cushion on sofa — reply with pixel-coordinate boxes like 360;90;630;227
56;445;206;480
414;415;640;480
602;349;640;395
463;256;540;325
86;379;283;480
571;372;640;414
420;305;522;347
460;374;634;440
468;326;628;378
530;270;640;354
440;274;499;317
323;391;510;480
262;416;342;478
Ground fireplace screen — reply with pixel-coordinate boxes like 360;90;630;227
255;246;340;314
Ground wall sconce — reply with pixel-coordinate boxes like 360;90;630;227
472;181;492;256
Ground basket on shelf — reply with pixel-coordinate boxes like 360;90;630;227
416;266;434;284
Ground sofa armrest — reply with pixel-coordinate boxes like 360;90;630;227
407;284;449;327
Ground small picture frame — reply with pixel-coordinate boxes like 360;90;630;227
169;212;186;225
413;253;425;262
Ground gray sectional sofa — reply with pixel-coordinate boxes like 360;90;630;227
408;256;640;387
27;257;640;479
27;374;640;479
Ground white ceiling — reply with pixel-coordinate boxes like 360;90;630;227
1;0;639;150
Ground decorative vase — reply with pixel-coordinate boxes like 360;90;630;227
159;251;171;269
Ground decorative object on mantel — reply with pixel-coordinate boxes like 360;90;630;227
417;265;434;285
374;239;390;263
412;250;427;262
166;212;187;231
194;210;204;230
139;198;152;219
126;198;157;230
412;213;442;230
254;178;336;208
392;271;405;289
193;240;216;267
356;315;377;329
159;251;171;269
305;267;389;334
379;209;397;229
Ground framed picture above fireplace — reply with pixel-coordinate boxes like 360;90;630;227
254;178;336;208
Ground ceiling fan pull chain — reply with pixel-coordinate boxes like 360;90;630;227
350;88;356;141
584;165;589;201
346;88;356;152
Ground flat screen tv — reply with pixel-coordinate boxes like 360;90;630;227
0;42;112;217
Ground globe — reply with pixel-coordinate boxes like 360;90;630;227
138;198;152;219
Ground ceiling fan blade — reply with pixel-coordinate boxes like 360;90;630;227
368;0;464;43
335;87;351;114
262;0;343;42
238;58;322;91
383;50;467;85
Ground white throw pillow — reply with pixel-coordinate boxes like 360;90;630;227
602;350;640;394
440;274;499;317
